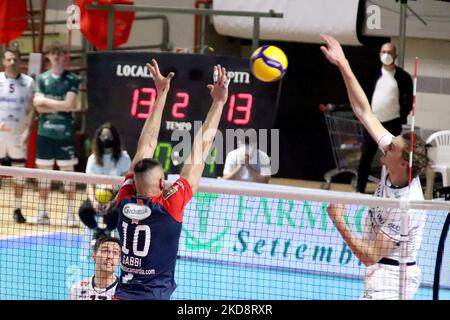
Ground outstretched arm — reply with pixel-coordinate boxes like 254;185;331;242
180;65;229;192
130;59;174;170
320;34;390;147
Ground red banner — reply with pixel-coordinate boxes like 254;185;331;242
78;0;135;50
0;0;28;45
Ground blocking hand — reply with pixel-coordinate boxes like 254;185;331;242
320;34;347;67
146;59;174;94
207;64;229;105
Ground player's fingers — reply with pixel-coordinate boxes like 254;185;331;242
213;65;218;83
222;67;229;88
320;34;330;45
152;59;161;74
220;67;226;83
217;64;222;81
146;63;155;75
207;84;214;92
329;35;339;46
167;72;175;80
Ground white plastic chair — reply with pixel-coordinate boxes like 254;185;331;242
425;130;450;199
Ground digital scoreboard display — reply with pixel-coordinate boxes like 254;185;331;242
86;52;280;177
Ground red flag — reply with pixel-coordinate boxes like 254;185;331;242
78;0;135;50
0;0;28;45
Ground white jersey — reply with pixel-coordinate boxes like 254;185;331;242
85;151;131;176
70;276;118;300
223;146;271;180
0;72;35;135
363;166;426;262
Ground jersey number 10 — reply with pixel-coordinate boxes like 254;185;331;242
121;221;151;257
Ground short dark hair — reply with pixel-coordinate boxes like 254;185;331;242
401;132;429;177
93;236;121;253
45;41;66;55
134;158;163;177
2;46;21;60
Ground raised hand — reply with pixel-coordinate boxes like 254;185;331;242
207;64;229;105
146;59;174;94
320;34;347;67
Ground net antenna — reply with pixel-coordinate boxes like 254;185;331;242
408;57;419;188
400;57;420;300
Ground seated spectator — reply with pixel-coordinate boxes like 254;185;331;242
222;130;271;183
78;123;131;241
70;236;120;300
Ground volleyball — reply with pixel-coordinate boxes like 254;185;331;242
95;184;115;205
250;45;288;82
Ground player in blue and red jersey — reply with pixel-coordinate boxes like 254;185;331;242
113;59;229;300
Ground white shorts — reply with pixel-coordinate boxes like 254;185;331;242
361;263;420;300
0;133;26;160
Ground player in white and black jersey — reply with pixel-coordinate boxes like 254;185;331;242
70;237;120;300
321;35;429;299
0;47;35;224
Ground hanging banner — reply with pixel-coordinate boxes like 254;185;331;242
0;0;28;45
78;0;135;49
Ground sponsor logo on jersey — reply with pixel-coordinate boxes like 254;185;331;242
387;222;400;233
163;188;177;200
163;181;184;200
123;203;151;220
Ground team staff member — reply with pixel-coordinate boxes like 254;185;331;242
0;47;35;224
357;42;413;193
321;34;429;300
114;60;229;300
31;42;80;227
223;130;271;183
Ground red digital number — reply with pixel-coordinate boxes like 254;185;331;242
131;89;190;120
130;87;156;119
227;93;253;125
171;92;189;119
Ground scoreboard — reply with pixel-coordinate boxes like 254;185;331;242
86;52;280;177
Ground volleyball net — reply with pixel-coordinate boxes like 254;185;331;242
1;166;450;300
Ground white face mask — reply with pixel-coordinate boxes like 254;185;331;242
380;53;394;66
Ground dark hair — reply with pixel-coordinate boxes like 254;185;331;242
134;158;163;177
93;236;121;253
236;127;257;146
401;132;429;177
92;122;122;166
45;41;66;55
2;46;21;60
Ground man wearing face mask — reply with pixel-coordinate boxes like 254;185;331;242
356;42;413;194
222;129;271;183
